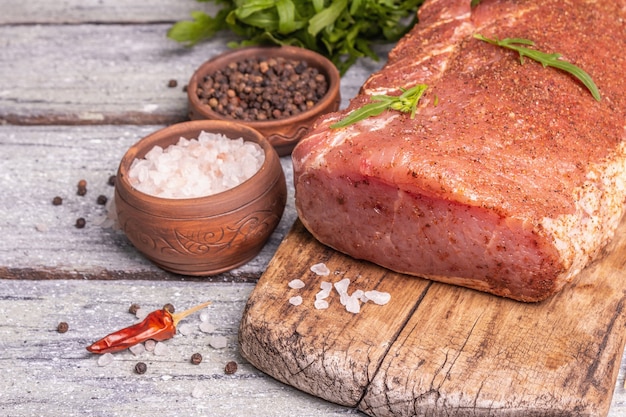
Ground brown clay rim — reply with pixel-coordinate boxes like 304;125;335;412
115;119;283;218
187;45;341;128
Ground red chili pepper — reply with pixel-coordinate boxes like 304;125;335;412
86;301;210;354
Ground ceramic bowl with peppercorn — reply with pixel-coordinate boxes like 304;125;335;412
114;120;287;276
187;45;341;156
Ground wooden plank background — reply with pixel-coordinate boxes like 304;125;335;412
0;1;624;416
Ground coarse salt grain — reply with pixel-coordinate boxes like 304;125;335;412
289;295;303;306
97;353;115;367
177;323;195;336
199;310;210;322
128;131;264;199
135;308;149;320
199;321;216;333
364;290;391;305
191;384;205;399
129;343;146;356
209;335;228;349
153;341;169;356
288;279;305;289
310;263;331;276
314;299;329;310
144;339;157;352
344;295;361;314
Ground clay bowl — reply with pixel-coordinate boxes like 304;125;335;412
187;45;341;156
114;120;287;276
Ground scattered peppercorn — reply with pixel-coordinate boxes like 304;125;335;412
78;179;87;188
196;57;328;122
190;353;203;365
134;362;148;374
96;195;108;205
163;303;175;314
107;175;116;186
75;218;86;229
128;303;141;315
224;361;238;375
77;179;87;196
182;85;188;93
57;322;69;333
52;196;63;206
168;79;178;88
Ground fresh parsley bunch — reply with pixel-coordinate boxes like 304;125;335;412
167;0;425;75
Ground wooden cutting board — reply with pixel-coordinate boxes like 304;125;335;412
239;217;626;417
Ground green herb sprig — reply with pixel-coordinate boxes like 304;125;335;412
331;84;428;129
168;0;425;75
474;34;601;101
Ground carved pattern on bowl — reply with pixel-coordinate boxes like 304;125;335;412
120;209;280;259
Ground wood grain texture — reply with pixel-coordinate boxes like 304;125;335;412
1;0;625;415
0;0;220;24
0;24;385;126
0;279;360;417
240;219;626;416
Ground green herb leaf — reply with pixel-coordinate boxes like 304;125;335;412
168;0;425;75
474;34;601;101
167;10;231;47
331;84;428;128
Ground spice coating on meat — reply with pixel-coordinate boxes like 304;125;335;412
292;0;626;302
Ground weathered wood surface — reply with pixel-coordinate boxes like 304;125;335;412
0;1;625;416
241;220;626;417
0;279;361;417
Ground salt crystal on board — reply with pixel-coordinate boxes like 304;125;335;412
310;263;330;276
314;299;329;310
334;278;351;306
288;279;306;289
364;290;391;305
344;295;361;314
289;296;303;306
316;281;332;300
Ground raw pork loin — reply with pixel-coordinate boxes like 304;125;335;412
292;0;626;302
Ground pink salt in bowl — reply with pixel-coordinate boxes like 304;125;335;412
114;120;287;276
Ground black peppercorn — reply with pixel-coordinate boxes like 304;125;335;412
57;322;69;333
96;195;108;205
190;353;203;365
134;362;147;374
128;303;140;315
52;196;63;206
196;56;328;122
77;179;87;196
75;218;86;229
163;303;175;314
168;79;178;88
107;175;116;186
224;361;238;375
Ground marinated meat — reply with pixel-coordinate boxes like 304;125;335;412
292;0;626;302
